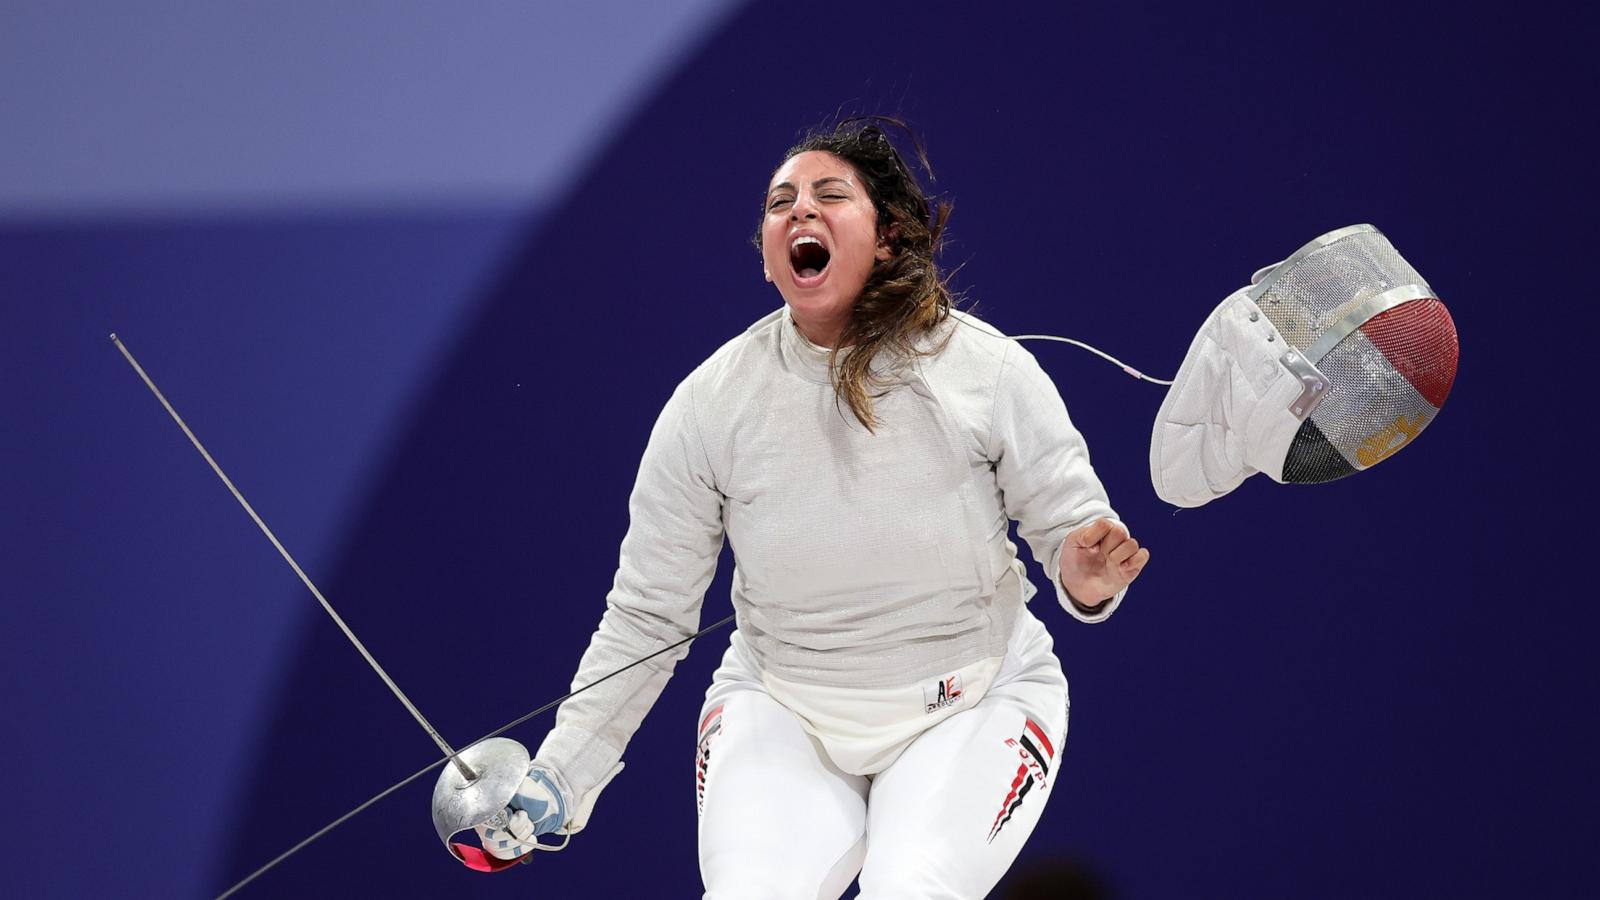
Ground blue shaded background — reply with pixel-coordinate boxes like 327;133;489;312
3;2;1594;897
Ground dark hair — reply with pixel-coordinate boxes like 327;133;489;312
756;116;955;431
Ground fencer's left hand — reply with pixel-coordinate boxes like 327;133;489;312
1059;518;1149;608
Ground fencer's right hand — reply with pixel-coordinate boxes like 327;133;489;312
475;765;570;861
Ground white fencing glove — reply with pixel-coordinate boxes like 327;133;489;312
475;760;624;861
475;766;568;860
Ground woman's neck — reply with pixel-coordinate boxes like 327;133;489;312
790;308;849;349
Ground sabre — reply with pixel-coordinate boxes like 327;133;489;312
111;333;738;898
109;333;476;781
217;611;736;898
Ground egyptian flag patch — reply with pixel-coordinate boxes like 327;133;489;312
987;718;1055;843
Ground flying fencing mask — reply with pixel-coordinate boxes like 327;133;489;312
1150;224;1459;508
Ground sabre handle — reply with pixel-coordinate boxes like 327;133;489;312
476;766;570;861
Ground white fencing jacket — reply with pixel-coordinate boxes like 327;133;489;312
536;307;1125;805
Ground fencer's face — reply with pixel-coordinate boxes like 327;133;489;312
760;151;890;341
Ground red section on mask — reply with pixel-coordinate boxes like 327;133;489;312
1360;298;1459;409
450;841;525;872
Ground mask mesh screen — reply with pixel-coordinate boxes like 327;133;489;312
1257;231;1458;482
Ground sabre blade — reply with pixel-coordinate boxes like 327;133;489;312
109;333;475;782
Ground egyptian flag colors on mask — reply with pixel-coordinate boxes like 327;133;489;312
1150;225;1459;508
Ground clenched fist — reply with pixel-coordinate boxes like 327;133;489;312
1059;518;1149;609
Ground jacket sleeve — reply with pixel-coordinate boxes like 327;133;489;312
987;342;1126;623
534;373;725;805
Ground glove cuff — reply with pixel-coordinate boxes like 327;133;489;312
533;757;624;835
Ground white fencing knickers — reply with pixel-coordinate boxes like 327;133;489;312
695;605;1070;900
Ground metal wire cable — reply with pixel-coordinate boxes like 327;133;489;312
215;612;737;898
948;314;1174;385
1007;334;1174;385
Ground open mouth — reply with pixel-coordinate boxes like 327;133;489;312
789;235;831;280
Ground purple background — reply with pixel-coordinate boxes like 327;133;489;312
3;2;1594;897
